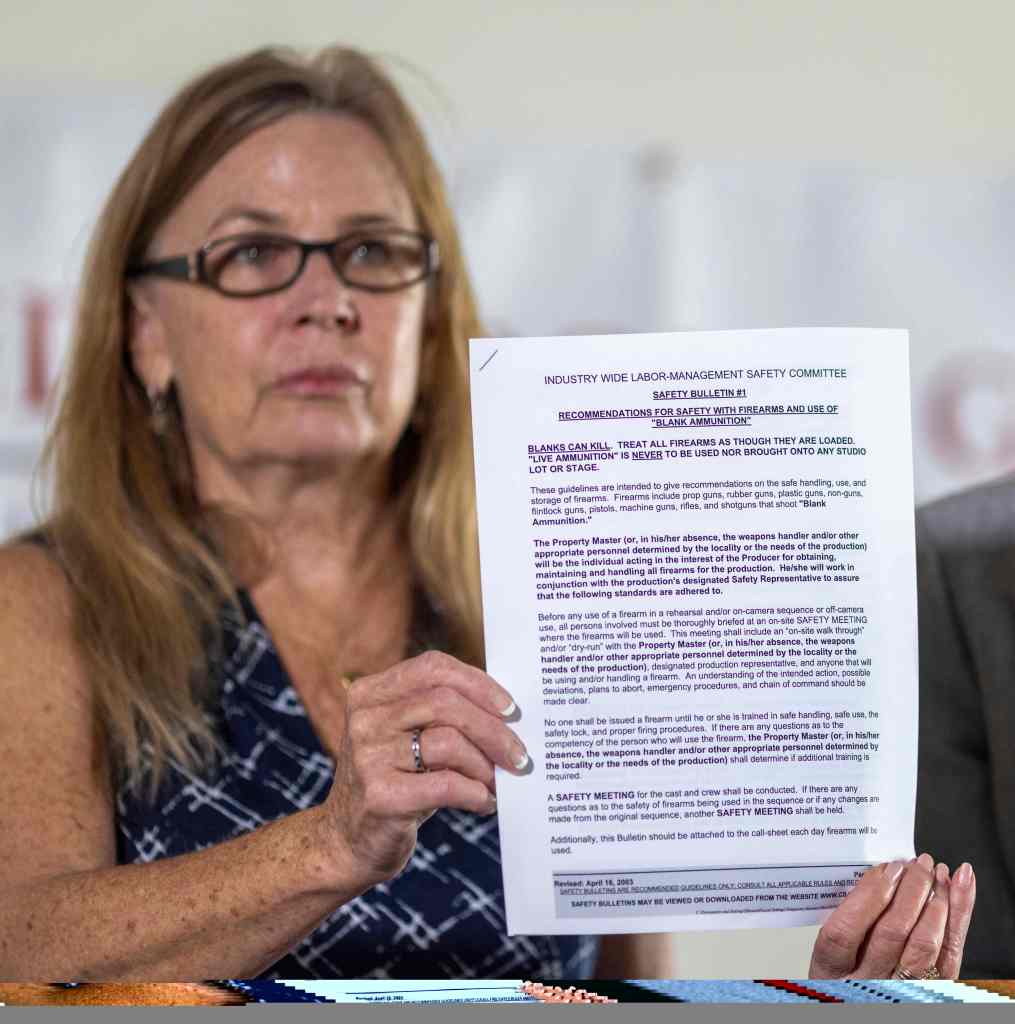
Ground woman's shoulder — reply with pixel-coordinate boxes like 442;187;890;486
0;534;74;611
0;537;81;680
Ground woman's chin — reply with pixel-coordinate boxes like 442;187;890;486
255;408;398;463
254;431;392;471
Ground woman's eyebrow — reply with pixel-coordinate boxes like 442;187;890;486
339;213;401;228
206;206;285;234
204;209;412;237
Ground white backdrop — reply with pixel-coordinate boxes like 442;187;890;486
661;161;1015;502
0;94;156;533
5;99;1015;531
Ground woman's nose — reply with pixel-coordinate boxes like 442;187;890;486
293;249;360;332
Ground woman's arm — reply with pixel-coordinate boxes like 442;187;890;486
1;807;367;980
0;545;524;980
0;545;367;980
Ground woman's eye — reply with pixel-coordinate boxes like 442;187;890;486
230;242;283;266
348;240;393;265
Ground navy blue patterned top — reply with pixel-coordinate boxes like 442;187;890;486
115;594;597;980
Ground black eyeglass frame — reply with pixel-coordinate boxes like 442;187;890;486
127;229;440;297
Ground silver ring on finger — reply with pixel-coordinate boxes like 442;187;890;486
411;728;428;773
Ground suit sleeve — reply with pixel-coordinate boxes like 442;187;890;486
915;511;1015;978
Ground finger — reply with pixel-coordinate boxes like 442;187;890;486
389;688;530;774
888;863;950;979
938;862;975;978
355;650;517;719
343;684;527;777
851;854;935;979
399;725;496;791
382;768;498;818
809;860;907;977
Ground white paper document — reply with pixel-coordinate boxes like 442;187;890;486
469;329;917;935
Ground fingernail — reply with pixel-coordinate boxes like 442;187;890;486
499;698;517;717
513;749;531;772
487;793;497;814
917;852;934;871
883;859;906;886
929;862;950;902
954;862;973;887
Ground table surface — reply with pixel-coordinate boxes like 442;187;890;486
2;979;1015;1005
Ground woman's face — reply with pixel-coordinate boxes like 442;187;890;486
129;112;427;487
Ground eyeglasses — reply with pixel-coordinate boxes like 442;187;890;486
128;228;440;297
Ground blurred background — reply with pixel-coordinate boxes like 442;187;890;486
2;0;1012;977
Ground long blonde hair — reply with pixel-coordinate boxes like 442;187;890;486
38;46;484;795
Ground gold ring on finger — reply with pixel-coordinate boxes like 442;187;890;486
893;964;940;981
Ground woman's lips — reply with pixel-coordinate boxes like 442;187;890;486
273;366;365;396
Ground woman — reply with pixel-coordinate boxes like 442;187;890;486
0;45;973;981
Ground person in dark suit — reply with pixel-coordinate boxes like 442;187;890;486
917;475;1015;977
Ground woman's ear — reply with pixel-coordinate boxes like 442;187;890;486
126;283;173;396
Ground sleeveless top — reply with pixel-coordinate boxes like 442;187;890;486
115;593;598;979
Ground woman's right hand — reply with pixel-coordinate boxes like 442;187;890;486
317;651;528;883
808;854;976;979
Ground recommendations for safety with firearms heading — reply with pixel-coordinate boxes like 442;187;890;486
469;328;916;935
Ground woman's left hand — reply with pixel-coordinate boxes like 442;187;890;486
808;854;976;979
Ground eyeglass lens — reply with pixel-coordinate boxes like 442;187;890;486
205;231;430;294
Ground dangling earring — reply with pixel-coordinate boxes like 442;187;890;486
149;387;171;436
